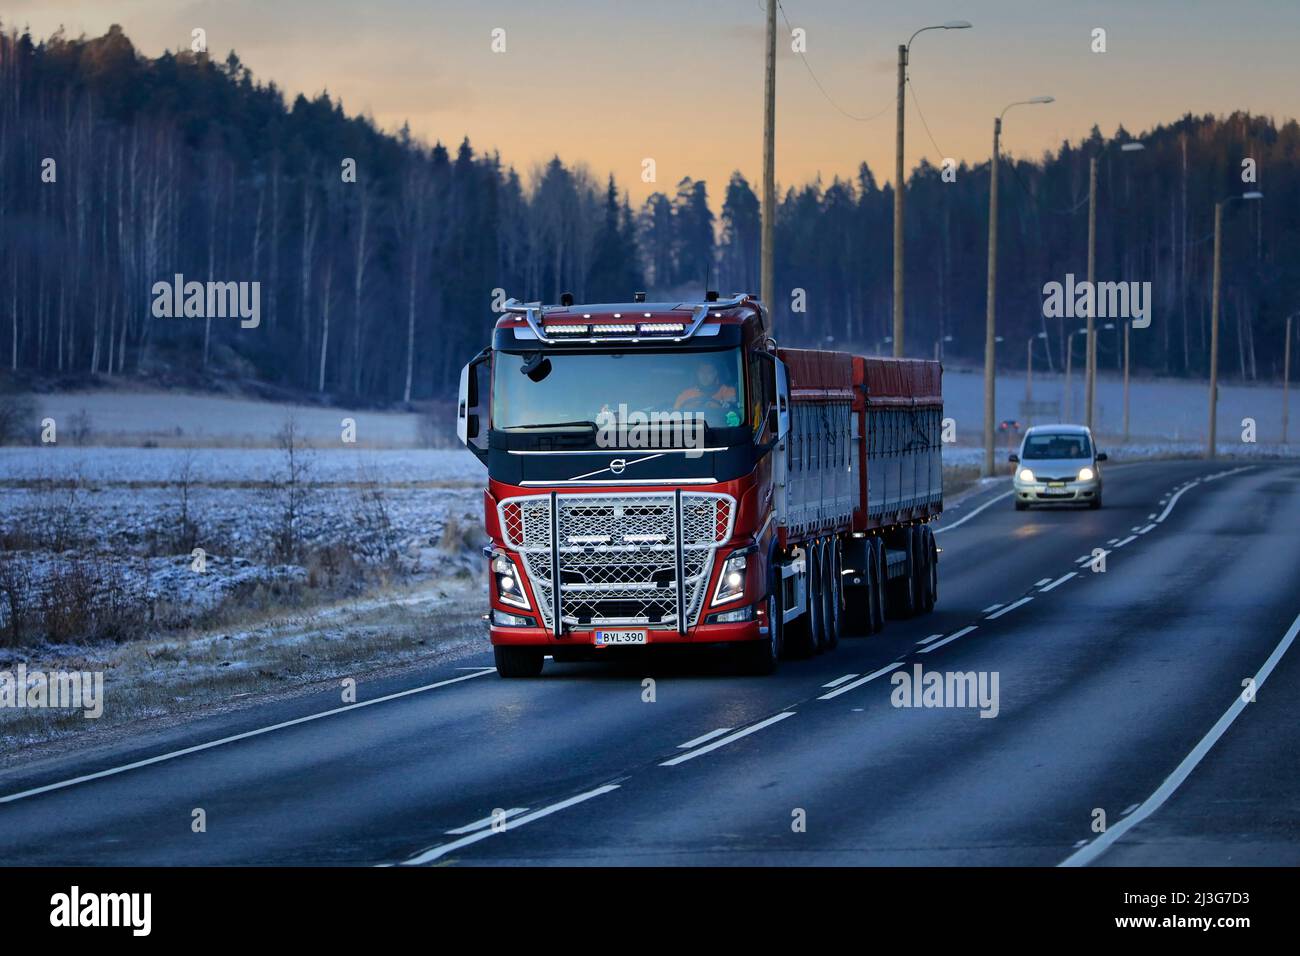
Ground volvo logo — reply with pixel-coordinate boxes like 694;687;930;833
609;458;627;475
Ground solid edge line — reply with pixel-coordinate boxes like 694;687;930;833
445;807;529;835
1060;609;1300;867
0;668;497;805
934;491;1013;534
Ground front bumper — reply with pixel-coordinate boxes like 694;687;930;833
489;613;766;647
1013;476;1101;503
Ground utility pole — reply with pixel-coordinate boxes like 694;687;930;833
1207;201;1223;460
1284;314;1292;444
1085;156;1098;432
982;115;1001;477
760;0;777;335
893;43;906;357
1026;338;1033;407
1122;321;1131;443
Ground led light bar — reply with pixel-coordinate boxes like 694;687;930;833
543;324;589;335
638;322;686;333
591;324;637;333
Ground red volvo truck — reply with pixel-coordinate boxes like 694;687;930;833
457;293;942;677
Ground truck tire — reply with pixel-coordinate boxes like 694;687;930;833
738;573;783;675
886;532;916;619
924;526;938;610
784;542;821;658
823;539;842;649
869;538;886;633
494;645;544;678
913;526;935;613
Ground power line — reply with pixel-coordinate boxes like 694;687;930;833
775;0;892;123
906;77;945;160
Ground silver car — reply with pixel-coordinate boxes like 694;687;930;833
1009;424;1107;510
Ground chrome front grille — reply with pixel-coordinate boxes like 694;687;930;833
498;492;735;632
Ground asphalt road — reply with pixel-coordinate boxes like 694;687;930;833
2;458;1298;866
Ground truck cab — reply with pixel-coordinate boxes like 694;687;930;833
459;294;792;676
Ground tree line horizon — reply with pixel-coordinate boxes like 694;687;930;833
3;23;1298;406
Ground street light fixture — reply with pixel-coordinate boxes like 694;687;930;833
893;20;973;358
982;94;1054;476
1208;191;1264;459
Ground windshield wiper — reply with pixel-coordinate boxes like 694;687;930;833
505;420;597;431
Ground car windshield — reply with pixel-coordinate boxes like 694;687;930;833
1022;432;1092;459
492;347;746;434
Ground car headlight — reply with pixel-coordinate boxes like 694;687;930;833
492;553;531;610
711;548;751;606
1077;466;1095;482
1017;468;1035;483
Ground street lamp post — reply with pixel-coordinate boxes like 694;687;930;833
1123;321;1131;443
893;20;971;358
1282;312;1296;444
1207;191;1264;459
1063;327;1087;421
984;95;1053;476
1085;141;1145;433
1026;331;1047;425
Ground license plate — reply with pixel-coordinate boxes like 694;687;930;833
594;630;648;646
1042;489;1070;497
1048;481;1066;488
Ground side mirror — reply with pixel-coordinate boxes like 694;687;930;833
772;357;790;442
1008;453;1019;463
457;349;490;463
1096;452;1108;462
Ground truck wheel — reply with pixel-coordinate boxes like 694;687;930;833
494;645;544;678
924;526;938;610
844;544;871;636
869;539;886;633
784;542;820;658
738;577;782;675
809;540;829;654
887;533;917;619
913;526;935;613
823;540;842;649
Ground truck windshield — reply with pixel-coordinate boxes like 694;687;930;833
493;348;746;434
1021;433;1092;459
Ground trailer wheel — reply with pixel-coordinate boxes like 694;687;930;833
887;532;917;619
494;645;544;678
925;526;938;610
784;542;820;658
809;540;829;654
823;539;842;649
869;539;886;633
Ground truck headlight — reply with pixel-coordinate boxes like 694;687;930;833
711;548;751;606
1077;466;1095;482
492;553;531;610
1018;468;1035;483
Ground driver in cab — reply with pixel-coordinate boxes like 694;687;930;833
674;362;739;424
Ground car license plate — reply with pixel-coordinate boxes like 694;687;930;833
1042;489;1070;497
594;630;648;646
1048;481;1066;488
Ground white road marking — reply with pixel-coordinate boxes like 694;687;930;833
1106;538;1120;546
1121;804;1140;816
1147;513;1157;521
817;663;905;699
918;625;978;654
0;668;498;805
1137;523;1156;534
661;713;796;765
1073;839;1088;848
1061;608;1300;867
1113;534;1138;548
676;727;734;749
1039;572;1077;593
985;596;1033;620
402;784;621;865
445;808;529;835
934;491;1013;534
1155;479;1201;523
1034;578;1052;587
821;674;858;689
982;603;1004;614
917;633;945;646
1075;554;1093;565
